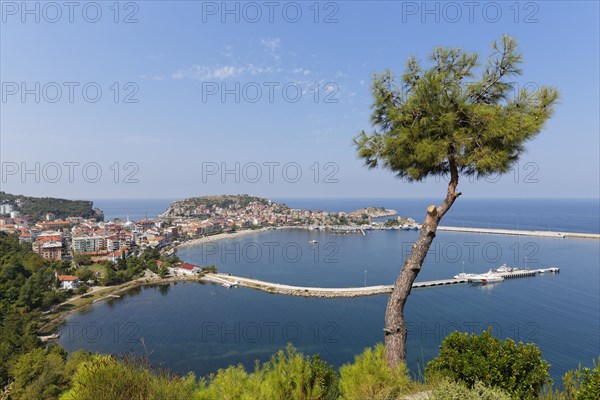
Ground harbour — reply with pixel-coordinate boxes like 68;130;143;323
58;225;599;383
201;267;561;298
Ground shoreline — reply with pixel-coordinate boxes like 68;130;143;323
174;227;273;249
39;274;202;334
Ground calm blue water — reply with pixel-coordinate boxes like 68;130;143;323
59;210;600;383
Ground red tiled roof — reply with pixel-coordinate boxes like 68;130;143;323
178;263;198;271
39;235;61;241
58;275;79;281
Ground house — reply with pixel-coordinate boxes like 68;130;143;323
19;233;33;243
147;235;166;248
170;263;201;276
58;275;80;290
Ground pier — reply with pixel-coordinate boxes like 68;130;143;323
202;267;560;298
437;226;600;239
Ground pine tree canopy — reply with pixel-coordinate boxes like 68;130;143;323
354;35;559;181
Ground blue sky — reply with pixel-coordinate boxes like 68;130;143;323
1;1;598;200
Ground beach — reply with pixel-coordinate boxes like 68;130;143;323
174;227;272;249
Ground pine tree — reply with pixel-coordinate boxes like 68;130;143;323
354;35;559;367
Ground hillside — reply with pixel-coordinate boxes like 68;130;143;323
161;194;285;218
0;192;104;221
349;207;397;219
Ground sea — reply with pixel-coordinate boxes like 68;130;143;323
58;198;600;383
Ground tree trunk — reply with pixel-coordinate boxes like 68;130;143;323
384;164;461;367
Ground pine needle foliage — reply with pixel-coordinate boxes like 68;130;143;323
354;35;559;181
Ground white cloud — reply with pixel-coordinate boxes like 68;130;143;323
173;62;289;80
172;65;244;81
261;37;281;52
248;64;275;75
292;68;310;76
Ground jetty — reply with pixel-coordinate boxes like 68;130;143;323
437;226;600;239
202;267;560;298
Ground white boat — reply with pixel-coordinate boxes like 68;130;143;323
309;240;317;244
453;273;478;280
469;271;505;284
493;264;513;273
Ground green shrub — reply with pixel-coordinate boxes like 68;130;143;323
9;347;92;400
200;344;339;400
430;379;512;399
202;265;218;273
198;364;257;400
339;343;411;400
59;355;201;400
257;345;339;400
556;358;600;400
75;284;89;295
425;328;551;399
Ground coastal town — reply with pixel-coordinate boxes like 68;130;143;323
0;194;411;290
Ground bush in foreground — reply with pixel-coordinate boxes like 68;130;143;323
59;355;200;400
430;379;512;400
339;343;412;400
541;358;600;400
60;345;339;400
199;344;339;400
55;338;597;400
425;328;551;399
9;347;93;400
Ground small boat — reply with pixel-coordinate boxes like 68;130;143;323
222;283;232;288
309;240;317;244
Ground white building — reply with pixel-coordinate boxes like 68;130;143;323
169;263;201;276
72;236;106;253
58;275;79;290
0;204;13;215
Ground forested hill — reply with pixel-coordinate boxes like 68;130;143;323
0;192;103;221
161;194;282;217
